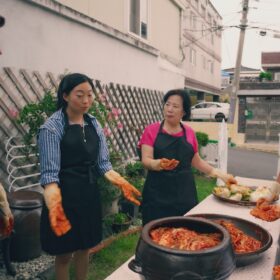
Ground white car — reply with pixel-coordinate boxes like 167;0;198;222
191;102;230;122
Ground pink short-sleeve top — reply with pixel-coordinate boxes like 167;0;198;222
138;122;198;154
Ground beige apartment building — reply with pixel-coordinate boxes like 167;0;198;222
183;0;222;102
1;0;222;95
57;0;222;99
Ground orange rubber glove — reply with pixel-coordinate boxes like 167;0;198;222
105;170;141;206
0;183;14;237
160;158;179;170
209;168;237;185
44;183;71;236
150;158;179;171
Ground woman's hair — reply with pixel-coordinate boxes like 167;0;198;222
57;73;94;109
163;89;191;121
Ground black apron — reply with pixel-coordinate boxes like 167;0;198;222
142;121;198;225
40;112;102;255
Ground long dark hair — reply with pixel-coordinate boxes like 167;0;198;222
56;73;94;109
163;89;191;121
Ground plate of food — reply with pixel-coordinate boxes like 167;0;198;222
212;184;279;206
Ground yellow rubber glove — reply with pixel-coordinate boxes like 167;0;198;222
44;183;71;236
0;183;13;237
104;170;141;206
209;168;237;185
150;158;180;171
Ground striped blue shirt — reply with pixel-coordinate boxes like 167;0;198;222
38;109;112;186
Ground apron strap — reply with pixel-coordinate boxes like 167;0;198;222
159;120;187;139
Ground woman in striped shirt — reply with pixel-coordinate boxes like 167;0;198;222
38;73;140;280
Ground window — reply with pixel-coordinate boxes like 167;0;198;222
208;60;214;73
190;48;196;65
129;0;149;39
202;55;206;69
207;13;212;24
201;24;205;36
211;26;214;44
194;0;199;10
195;104;206;109
206;103;218;108
201;5;206;18
275;72;280;81
190;12;197;29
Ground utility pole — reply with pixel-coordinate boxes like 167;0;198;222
228;0;250;123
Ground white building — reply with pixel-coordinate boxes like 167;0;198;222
184;0;222;101
1;0;222;94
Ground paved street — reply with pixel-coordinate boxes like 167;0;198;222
228;147;278;180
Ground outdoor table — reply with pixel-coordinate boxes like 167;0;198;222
105;177;280;280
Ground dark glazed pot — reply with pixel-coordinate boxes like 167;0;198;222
129;216;236;280
188;213;273;267
8;190;43;262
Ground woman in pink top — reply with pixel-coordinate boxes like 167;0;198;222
139;89;236;225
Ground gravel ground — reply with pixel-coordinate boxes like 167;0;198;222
0;222;142;279
0;253;54;280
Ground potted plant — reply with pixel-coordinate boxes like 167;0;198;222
119;161;145;220
99;177;121;217
196;131;209;157
259;71;273;82
104;212;132;234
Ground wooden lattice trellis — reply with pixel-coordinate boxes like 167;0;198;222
0;67;164;190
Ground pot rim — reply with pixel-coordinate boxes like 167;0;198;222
141;216;232;256
187;213;273;257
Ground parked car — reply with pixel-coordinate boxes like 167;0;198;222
191;102;230;122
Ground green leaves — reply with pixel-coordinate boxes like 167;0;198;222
17;91;56;151
196;131;209;147
259;71;273;81
125;161;145;177
17;90;121;148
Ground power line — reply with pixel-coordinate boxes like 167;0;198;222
183;25;224;48
180;25;223;62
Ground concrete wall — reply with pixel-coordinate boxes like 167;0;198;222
186;121;245;145
58;0;127;33
57;0;182;61
185;121;221;141
0;0;184;91
150;0;181;60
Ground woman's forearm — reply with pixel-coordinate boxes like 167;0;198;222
191;153;213;175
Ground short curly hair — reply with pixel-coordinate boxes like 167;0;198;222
163;89;191;121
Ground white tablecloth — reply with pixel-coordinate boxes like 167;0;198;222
105;177;280;280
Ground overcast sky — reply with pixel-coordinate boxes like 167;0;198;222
210;0;280;70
